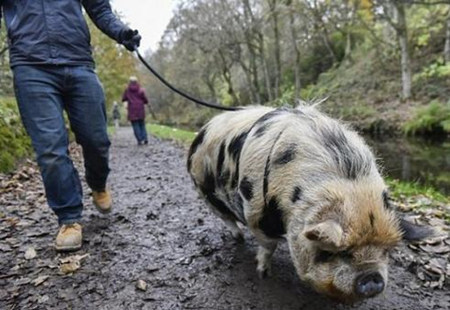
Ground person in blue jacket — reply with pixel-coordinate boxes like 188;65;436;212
0;0;141;252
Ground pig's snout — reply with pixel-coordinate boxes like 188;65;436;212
355;272;385;298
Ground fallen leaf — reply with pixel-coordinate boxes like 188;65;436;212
32;275;49;286
59;254;89;274
60;261;81;275
59;253;89;264
422;235;448;245
136;279;147;292
419;244;450;255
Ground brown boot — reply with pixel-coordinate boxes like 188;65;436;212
55;223;82;252
92;190;112;213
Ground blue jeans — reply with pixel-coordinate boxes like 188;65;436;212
13;65;111;225
131;120;148;144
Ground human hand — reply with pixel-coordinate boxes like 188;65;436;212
121;28;141;51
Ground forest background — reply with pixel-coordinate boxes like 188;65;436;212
1;0;449;173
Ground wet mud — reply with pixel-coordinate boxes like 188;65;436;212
1;127;449;310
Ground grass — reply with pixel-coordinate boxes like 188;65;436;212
109;123;197;146
147;124;196;145
386;178;449;204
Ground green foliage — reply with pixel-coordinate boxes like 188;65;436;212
147;124;196;145
0;19;13;97
413;60;450;82
386;178;449;204
403;101;450;135
334;103;377;120
0;98;31;172
410;5;445;48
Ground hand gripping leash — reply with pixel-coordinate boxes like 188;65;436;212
135;49;241;112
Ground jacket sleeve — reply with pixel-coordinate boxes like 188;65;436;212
122;90;128;102
141;90;149;104
82;0;127;43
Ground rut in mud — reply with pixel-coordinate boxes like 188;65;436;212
1;127;449;310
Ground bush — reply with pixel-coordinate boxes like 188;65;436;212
403;100;450;135
0;98;31;172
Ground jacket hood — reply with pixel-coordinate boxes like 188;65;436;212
128;82;140;92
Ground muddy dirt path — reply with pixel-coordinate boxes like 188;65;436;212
1;127;449;310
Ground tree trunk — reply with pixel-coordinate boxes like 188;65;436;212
242;0;262;104
288;6;301;99
445;10;450;64
321;31;337;64
345;32;352;60
203;72;217;100
257;33;273;102
239;60;259;104
394;2;412;99
218;52;240;106
268;0;281;98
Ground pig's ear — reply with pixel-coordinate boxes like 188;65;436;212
399;218;434;242
304;220;344;249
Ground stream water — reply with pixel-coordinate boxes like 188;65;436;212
365;135;450;196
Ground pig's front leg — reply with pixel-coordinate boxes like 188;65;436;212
256;239;278;279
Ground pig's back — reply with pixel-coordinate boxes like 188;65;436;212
187;106;274;223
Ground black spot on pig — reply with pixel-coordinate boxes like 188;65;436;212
219;169;231;188
199;168;216;198
274;145;297;165
228;131;249;161
256;109;283;123
369;212;375;228
239;177;254;200
321;127;371;180
187;128;207;171
228;131;249;190
259;197;286;238
263;159;270;200
382;190;390;209
216;142;226;180
399;218;434;242
263;131;285;200
199;167;236;220
254;124;269;138
230;172;238;189
251;108;289;139
291;186;302;203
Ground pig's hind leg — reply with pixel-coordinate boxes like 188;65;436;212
223;218;245;242
205;201;244;242
255;238;278;279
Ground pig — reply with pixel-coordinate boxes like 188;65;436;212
187;105;432;302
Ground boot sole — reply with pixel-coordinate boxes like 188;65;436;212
55;244;82;252
94;203;112;214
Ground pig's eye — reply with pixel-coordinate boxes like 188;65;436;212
340;250;353;260
315;250;334;263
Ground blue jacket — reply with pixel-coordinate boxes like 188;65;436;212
0;0;127;67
